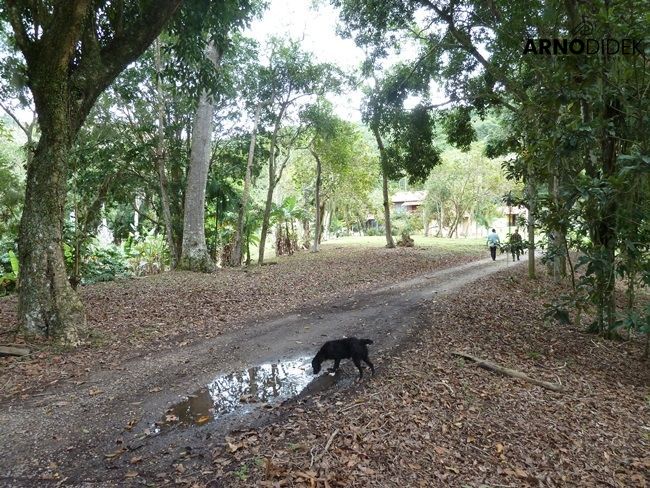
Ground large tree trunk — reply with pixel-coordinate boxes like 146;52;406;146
9;0;183;344
18;121;85;344
178;43;222;273
229;103;261;266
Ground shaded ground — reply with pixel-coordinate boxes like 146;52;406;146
0;241;647;487
0;239;482;401
0;239;497;485
190;269;650;488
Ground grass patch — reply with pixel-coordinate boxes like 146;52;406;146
320;235;485;253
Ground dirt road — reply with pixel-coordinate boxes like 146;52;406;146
0;254;520;486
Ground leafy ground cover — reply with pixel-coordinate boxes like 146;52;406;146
180;267;649;488
0;238;484;401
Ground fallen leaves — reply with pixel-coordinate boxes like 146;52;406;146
190;267;648;488
2;249;647;487
1;244;484;402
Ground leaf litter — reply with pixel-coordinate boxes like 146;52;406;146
0;245;481;401
161;267;648;488
1;246;647;487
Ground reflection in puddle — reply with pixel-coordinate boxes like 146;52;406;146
159;357;320;429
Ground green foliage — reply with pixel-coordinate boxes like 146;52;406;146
392;211;422;235
423;142;514;237
0;130;24;244
364;64;441;184
125;232;169;276
76;243;131;285
0;249;19;295
337;0;649;335
271;196;307;226
441;107;476;151
619;303;650;337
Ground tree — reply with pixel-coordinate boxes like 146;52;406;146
335;0;650;336
256;39;339;264
2;1;185;343
178;2;261;272
362;64;441;247
229;102;261;266
423;142;512;238
300;99;372;250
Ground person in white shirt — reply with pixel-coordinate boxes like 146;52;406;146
486;228;501;261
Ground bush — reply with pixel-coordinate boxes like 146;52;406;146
0;249;19;295
397;231;415;247
82;244;131;284
125;232;168;276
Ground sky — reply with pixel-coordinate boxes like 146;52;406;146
245;0;368;122
243;0;451;120
3;1;444;129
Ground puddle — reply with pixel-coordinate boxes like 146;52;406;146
156;357;350;430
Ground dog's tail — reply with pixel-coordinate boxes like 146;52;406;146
361;339;373;345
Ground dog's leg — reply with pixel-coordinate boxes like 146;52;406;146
327;358;341;373
363;356;375;375
352;357;363;378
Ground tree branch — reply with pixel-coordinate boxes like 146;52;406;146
131;201;161;227
73;0;184;125
4;1;34;61
0;102;29;136
415;0;524;103
452;351;565;392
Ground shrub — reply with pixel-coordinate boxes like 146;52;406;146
0;250;19;295
125;232;168;276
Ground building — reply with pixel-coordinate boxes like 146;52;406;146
392;191;427;214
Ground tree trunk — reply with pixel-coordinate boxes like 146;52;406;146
525;167;536;279
154;39;178;268
18;124;85;344
371;126;395;248
230;103;261;266
259;181;274;264
311;149;322;252
258;104;288;264
10;0;184;344
550;174;566;281
178;42;221;273
381;169;395;248
324;200;334;240
245;215;252;266
318;202;326;245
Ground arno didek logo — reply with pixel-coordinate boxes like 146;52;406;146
523;18;645;55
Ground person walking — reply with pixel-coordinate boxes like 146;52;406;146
486;228;500;261
509;228;523;261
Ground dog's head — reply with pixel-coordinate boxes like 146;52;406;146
311;356;321;375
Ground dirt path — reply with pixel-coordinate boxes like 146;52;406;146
0;254;520;486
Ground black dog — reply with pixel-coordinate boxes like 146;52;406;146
311;337;375;378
